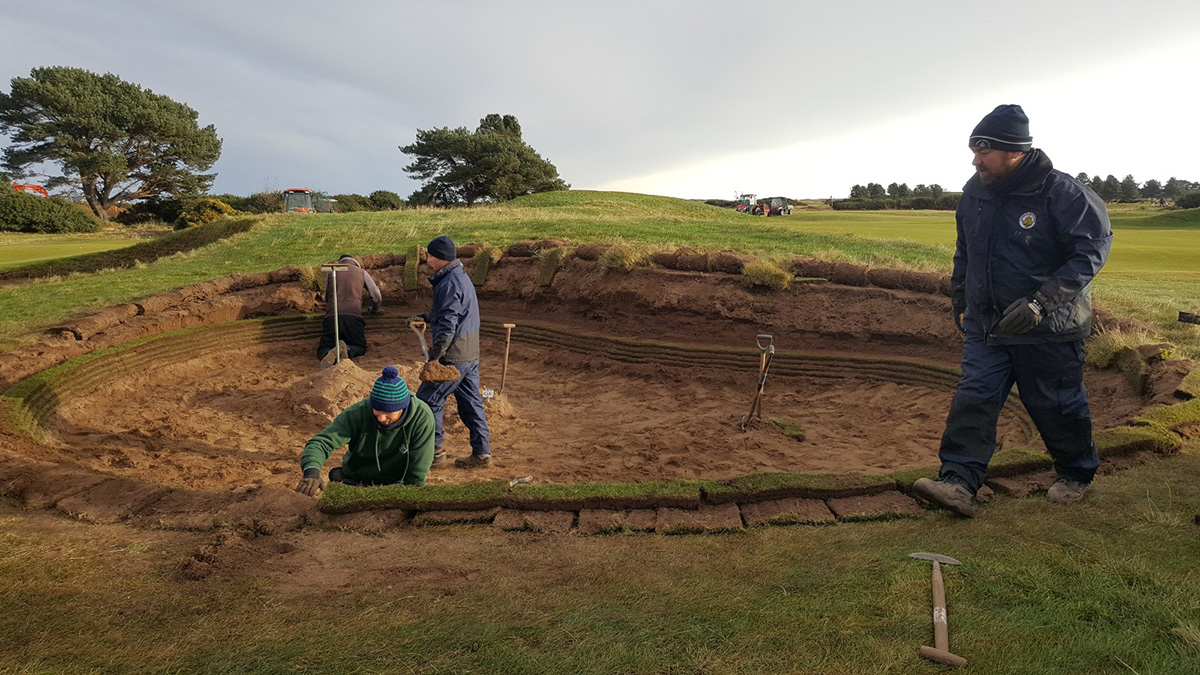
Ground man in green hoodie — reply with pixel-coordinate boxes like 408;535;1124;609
295;365;437;495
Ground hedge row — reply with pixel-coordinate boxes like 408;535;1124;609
0;191;99;233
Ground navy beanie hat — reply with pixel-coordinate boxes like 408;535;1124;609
427;235;456;261
969;104;1033;152
369;366;411;413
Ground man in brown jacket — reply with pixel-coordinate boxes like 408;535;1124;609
318;254;382;363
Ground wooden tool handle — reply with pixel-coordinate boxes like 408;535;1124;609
931;560;948;650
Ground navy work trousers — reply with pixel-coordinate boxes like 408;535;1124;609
416;359;491;458
938;334;1098;492
317;315;367;360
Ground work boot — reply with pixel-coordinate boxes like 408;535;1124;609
431;450;447;466
319;341;349;369
1046;478;1090;504
454;454;491;469
912;477;977;517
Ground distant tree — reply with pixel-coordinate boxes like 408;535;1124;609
866;182;886;199
1164;177;1188;200
0;66;221;220
1141;179;1162;199
1103;175;1121;202
1089;176;1106;199
912;184;931;198
849;184;868;199
1119;174;1141;202
929;184;944;199
368;189;404;210
400;114;568;206
1076;172;1090;183
896;183;911;198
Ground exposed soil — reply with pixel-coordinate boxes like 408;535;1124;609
12;256;1178;498
48;326;1134;492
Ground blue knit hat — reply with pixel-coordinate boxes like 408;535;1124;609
970;104;1033;152
369;366;411;413
427;235;456;261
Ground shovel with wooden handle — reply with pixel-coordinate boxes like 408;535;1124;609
741;334;774;431
909;552;967;668
408;320;428;360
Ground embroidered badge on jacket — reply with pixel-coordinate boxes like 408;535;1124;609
1019;212;1037;229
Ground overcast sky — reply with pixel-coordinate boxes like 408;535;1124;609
2;1;1198;200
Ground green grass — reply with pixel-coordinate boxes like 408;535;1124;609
0;191;1197;358
0;232;147;271
3;452;1199;672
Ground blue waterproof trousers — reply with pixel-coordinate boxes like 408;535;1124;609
938;334;1098;492
416;359;492;458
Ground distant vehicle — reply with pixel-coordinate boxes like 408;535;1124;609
11;182;49;197
282;188;314;212
734;193;764;216
767;197;792;216
314;196;338;214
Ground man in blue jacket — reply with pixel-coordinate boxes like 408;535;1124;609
408;235;493;468
913;105;1113;517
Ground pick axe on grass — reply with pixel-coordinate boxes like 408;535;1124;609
909;552;967;668
740;334;774;431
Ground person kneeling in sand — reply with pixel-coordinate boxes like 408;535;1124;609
295;366;436;495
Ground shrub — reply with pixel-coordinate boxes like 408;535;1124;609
244;191;283;213
598;245;644;272
175;198;235;229
742;260;791;291
369;190;404;210
0;191;99;233
117;197;184;225
332;193;372;212
831;199;888;211
1177;192;1200;209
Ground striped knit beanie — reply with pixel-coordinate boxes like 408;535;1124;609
369;366;411;413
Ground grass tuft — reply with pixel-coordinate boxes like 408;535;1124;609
598;245;645;272
770;417;806;442
741;260;791;291
1086;328;1172;368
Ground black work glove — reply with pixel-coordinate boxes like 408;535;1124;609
997;297;1044;334
368;301;381;315
407;314;426;324
427;336;451;363
952;303;966;335
295;467;325;496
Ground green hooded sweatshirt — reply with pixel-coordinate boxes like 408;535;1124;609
301;397;436;486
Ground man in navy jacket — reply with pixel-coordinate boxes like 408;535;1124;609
409;235;492;468
913;105;1113;517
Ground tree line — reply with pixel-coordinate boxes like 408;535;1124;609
846;175;1198;204
1072;173;1197;203
1;67;568;224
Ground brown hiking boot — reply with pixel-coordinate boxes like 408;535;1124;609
1046;478;1089;504
912;477;977;517
454;454;491;469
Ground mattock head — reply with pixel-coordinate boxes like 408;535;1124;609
909;552;962;566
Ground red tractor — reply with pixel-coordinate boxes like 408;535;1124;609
734;193;765;216
281;187;314;212
12;182;49;197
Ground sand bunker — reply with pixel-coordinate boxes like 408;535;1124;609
26;256;1165;497
50;328;1038;492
